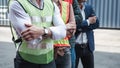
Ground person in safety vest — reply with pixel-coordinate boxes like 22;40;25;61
53;0;76;68
9;0;67;68
62;0;81;68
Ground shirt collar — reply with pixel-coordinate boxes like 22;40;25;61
29;0;44;9
80;3;85;11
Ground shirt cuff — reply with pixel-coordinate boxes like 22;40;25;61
87;19;90;26
49;27;66;40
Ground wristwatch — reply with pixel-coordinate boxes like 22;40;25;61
43;28;49;37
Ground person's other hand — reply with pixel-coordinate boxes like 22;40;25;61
66;23;76;30
88;16;97;24
66;23;76;37
21;23;44;41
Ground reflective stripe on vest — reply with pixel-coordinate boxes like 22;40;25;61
54;1;70;47
61;1;70;24
17;0;54;64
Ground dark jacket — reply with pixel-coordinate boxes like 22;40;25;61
73;2;99;52
72;0;83;24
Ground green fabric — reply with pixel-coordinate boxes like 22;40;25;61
16;0;54;64
54;1;69;46
61;1;69;23
19;50;53;64
54;38;69;45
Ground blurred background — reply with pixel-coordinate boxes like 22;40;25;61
0;0;120;68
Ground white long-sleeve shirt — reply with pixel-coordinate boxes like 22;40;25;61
76;4;88;44
9;0;66;40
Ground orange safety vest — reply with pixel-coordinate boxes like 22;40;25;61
54;1;70;47
63;0;73;4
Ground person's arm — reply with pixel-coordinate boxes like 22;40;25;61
68;4;75;24
80;5;99;31
9;1;66;41
9;1;31;37
9;1;45;41
49;3;66;40
66;4;76;37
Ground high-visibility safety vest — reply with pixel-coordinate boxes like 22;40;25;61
63;0;73;4
54;1;70;47
10;0;54;64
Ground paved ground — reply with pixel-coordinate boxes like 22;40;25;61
0;27;120;68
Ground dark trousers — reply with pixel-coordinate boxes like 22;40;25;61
14;53;56;68
55;48;71;68
75;44;94;68
69;36;76;68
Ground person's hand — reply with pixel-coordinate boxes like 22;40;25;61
67;29;76;38
21;23;44;41
66;23;76;30
88;16;97;24
66;23;76;37
57;47;66;56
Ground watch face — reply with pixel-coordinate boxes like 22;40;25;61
44;29;48;35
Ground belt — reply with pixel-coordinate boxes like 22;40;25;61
76;43;88;48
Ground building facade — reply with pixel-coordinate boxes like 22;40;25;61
87;0;120;29
0;0;9;26
0;0;120;29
